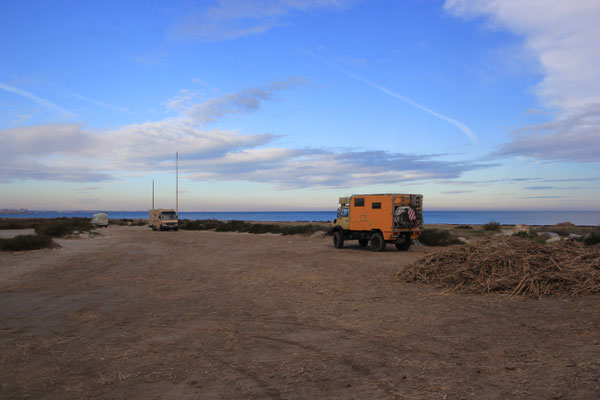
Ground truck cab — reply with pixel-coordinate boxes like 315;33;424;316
335;196;351;230
149;208;179;231
331;194;423;251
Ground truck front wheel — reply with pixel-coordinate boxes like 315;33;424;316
333;230;344;249
370;232;386;252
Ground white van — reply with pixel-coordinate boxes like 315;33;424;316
92;213;109;227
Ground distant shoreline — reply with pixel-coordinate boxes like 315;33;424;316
1;210;600;226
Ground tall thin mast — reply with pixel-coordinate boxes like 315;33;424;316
176;151;179;215
152;179;155;209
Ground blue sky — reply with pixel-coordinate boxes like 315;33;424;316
1;0;599;211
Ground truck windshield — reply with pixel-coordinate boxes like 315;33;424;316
161;212;177;220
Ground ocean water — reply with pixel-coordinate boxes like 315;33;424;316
1;210;599;226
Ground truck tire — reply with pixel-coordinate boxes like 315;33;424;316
395;240;411;251
358;239;369;247
370;232;386;252
333;230;344;249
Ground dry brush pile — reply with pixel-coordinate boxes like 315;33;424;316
395;237;600;299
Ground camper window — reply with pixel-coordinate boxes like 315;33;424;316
161;211;177;220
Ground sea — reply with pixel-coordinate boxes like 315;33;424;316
1;210;599;226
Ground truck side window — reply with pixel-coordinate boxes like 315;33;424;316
354;198;364;207
372;202;381;209
341;208;349;217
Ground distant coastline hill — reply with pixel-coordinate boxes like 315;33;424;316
0;208;35;215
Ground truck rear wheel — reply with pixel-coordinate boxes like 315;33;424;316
370;232;386;252
395;240;411;251
358;239;369;247
333;230;344;249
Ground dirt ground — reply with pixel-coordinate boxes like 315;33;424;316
1;226;599;399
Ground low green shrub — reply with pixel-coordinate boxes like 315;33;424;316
419;229;462;246
179;219;220;230
34;218;93;237
215;220;251;232
109;218;147;226
585;231;600;246
179;219;327;236
455;225;473;229
0;218;47;230
280;224;326;236
513;231;531;238
483;221;501;231
550;229;571;237
0;234;56;251
246;223;278;234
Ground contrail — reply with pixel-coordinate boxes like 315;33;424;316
46;83;134;115
0;82;75;118
297;47;478;144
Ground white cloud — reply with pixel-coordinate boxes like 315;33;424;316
446;0;600;110
1;78;492;187
495;103;600;163
183;149;492;189
0;124;96;157
166;90;196;111
445;0;600;163
1;119;490;187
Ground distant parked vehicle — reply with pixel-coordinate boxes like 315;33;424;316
91;213;109;228
149;209;178;231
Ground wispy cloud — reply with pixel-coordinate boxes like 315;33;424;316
543;177;600;183
185;77;307;125
78;186;101;191
0;158;111;183
522;196;568;199
525;186;557;191
442;190;475;194
524;186;582;191
173;0;353;41
299;47;478;144
182;149;491;189
494;103;600;163
0;82;74;118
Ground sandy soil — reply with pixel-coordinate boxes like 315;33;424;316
1;226;599;399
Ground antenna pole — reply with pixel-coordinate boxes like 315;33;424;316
152;179;155;209
176;151;179;215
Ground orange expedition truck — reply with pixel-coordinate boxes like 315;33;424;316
331;193;423;252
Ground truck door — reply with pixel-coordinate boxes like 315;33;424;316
337;206;350;230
